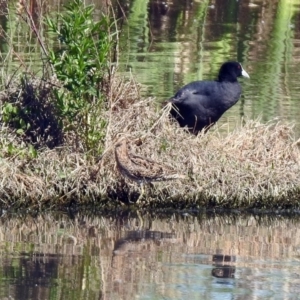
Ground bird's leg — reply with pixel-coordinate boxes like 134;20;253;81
136;210;144;228
136;183;145;204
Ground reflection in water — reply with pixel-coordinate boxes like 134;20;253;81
0;1;8;54
7;253;61;299
3;0;300;132
212;254;236;279
118;0;300;134
0;212;300;299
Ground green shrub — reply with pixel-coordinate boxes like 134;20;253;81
1;0;117;155
46;0;117;153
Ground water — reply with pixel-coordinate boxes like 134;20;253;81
1;1;300;299
118;0;300;134
0;212;300;299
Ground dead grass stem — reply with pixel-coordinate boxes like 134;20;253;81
0;77;300;210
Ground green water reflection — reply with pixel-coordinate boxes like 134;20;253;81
118;0;300;134
2;0;300;133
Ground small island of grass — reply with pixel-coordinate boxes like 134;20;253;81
0;0;299;212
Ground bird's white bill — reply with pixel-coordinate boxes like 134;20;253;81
241;66;250;78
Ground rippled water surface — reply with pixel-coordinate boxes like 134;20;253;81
1;1;300;299
3;0;300;132
117;0;300;134
0;212;300;299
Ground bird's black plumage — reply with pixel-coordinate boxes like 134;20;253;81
169;61;249;134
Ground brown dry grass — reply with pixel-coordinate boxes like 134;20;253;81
0;77;300;210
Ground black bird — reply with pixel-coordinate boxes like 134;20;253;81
168;61;250;134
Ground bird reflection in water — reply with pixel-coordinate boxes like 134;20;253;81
211;254;236;279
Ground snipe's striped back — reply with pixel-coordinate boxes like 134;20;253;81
114;138;185;184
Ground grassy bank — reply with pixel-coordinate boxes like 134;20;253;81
1;1;300;211
0;75;300;210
